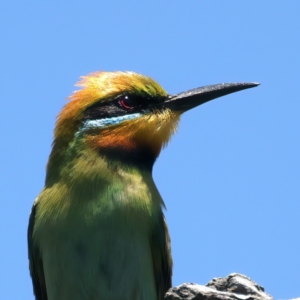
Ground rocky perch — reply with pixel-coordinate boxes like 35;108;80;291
165;273;280;300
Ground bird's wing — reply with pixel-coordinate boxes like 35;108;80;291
150;212;173;300
28;200;48;300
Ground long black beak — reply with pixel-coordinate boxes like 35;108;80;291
163;82;259;112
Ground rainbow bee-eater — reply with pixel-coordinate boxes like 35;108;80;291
28;71;259;300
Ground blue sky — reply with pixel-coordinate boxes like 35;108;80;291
1;1;299;299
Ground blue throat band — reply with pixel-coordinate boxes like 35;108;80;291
79;113;142;133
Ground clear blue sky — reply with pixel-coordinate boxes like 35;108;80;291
1;1;299;299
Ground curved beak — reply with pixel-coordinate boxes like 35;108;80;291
162;82;259;113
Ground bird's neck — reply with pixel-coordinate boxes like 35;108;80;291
98;144;157;171
45;136;158;187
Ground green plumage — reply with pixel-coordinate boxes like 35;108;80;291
28;71;258;300
29;133;172;300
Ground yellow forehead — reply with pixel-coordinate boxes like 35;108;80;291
75;71;167;102
55;71;167;141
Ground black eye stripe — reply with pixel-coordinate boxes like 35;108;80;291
82;94;166;121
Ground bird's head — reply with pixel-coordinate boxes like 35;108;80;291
54;72;179;159
47;71;258;184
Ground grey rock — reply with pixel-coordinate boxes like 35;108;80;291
165;273;273;300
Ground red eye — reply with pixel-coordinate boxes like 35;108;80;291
120;99;131;109
120;95;134;109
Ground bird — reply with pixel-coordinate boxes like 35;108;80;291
28;71;259;300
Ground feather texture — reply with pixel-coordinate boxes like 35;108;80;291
28;71;175;300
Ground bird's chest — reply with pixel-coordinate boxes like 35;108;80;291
36;180;158;246
34;185;160;300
